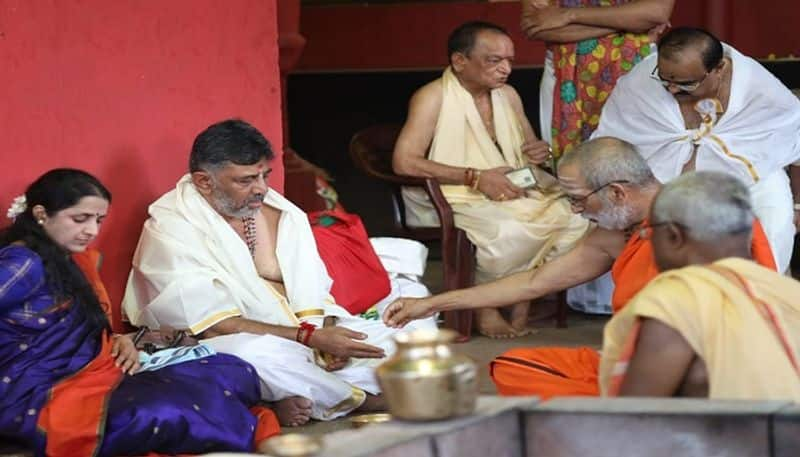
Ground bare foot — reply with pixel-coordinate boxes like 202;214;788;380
476;308;517;338
512;326;537;337
509;301;530;330
509;302;536;337
356;393;386;413
272;396;313;427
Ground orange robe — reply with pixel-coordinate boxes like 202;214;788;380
490;220;776;398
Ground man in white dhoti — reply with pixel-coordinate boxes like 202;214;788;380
123;120;409;427
593;27;800;272
394;21;590;337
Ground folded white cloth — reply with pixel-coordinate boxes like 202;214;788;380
369;237;428;278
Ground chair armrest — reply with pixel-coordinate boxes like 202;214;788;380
423;178;457;234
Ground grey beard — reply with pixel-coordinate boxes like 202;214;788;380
592;200;635;231
210;187;261;219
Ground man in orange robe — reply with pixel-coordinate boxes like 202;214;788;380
382;137;776;398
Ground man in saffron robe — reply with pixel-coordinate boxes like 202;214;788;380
601;171;800;401
383;137;775;398
393;21;589;337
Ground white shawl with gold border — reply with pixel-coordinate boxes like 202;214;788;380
122;174;335;334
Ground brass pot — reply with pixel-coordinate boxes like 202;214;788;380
376;329;477;421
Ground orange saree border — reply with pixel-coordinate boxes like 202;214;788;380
251;406;282;446
36;333;123;457
34;250;121;456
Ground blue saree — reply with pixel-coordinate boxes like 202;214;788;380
0;245;279;456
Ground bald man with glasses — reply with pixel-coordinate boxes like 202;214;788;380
594;26;800;274
383;137;776;399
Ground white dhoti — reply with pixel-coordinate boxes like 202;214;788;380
540;50;614;313
594;43;800;272
123;176;423;420
750;170;795;273
539;50;555;145
201;313;396;420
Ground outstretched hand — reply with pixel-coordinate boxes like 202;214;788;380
111;334;141;375
382;297;436;329
309;326;386;359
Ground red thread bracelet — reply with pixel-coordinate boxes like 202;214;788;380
298;322;317;346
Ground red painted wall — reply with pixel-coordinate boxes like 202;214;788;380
0;0;284;329
297;0;798;71
726;0;800;58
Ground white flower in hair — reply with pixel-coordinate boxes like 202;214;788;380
6;195;27;220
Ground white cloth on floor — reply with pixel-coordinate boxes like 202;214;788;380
369;237;438;332
122;175;407;420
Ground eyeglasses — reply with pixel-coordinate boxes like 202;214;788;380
565;180;630;206
650;66;710;92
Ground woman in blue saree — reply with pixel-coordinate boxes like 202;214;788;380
0;169;280;457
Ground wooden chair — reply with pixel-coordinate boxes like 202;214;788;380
349;124;476;338
349;124;568;338
349;124;438;242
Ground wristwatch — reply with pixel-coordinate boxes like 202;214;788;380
794;203;800;211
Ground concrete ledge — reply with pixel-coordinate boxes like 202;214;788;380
773;404;800;457
524;397;790;457
433;410;524;457
14;396;799;457
316;396;539;457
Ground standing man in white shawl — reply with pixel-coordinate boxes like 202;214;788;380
593;27;800;272
123;120;398;427
394;21;589;338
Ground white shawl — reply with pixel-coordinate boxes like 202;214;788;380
592;44;800;185
122;175;335;334
429;67;527;204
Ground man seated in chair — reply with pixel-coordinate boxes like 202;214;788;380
385;137;776;398
123;119;426;427
601;171;800;401
393;20;590;337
